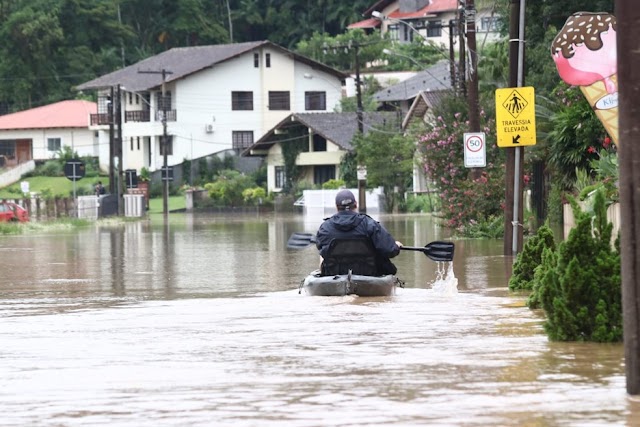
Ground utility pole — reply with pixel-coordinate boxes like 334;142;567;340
324;41;369;213
354;43;367;214
116;84;123;215
448;20;457;91
108;86;115;195
465;0;480;133
458;5;467;97
617;0;640;395
503;0;525;255
138;68;173;218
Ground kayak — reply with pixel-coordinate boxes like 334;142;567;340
300;269;400;297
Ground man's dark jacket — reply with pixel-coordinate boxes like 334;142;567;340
315;210;400;275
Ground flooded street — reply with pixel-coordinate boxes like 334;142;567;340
0;213;636;426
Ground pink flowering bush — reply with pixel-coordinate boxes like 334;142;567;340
416;100;506;233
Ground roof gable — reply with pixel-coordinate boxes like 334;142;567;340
243;112;399;156
374;60;453;102
77;41;347;92
0;100;96;130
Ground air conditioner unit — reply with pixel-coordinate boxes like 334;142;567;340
205;124;214;133
414;21;425;28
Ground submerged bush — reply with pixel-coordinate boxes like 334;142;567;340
530;190;621;342
509;223;556;292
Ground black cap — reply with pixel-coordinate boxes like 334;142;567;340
335;189;356;210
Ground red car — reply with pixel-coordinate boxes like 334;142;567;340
0;201;29;222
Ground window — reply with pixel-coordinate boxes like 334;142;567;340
137;137;141;150
232;131;254;150
480;16;498;32
388;24;400;40
314;165;335;186
305;91;326;111
403;24;414;42
266;53;271;68
156;91;172;111
275;166;286;189
427;21;442;37
268;91;290;110
254;53;259;67
130;137;134;151
47;137;61;152
159;135;173;156
312;134;326;152
0;141;15;157
232;91;254;110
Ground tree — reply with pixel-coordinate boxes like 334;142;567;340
354;125;414;213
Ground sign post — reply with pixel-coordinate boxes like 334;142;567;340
64;159;85;218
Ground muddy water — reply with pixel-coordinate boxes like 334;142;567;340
0;213;635;426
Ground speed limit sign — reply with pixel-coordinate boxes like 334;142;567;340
463;132;486;168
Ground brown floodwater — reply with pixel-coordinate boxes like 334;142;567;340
0;213;636;426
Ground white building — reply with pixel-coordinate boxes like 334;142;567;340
0;100;98;169
76;40;347;176
349;0;501;48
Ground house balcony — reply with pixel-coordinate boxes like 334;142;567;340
90;110;177;126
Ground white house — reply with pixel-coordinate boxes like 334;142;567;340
0;100;98;169
242;111;399;194
349;0;501;48
76;40;348;177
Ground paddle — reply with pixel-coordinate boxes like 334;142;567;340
286;232;455;262
400;242;455;262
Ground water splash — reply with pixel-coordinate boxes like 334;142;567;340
431;262;458;296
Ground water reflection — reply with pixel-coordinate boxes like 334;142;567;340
0;213;633;426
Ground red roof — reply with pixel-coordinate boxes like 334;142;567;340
348;18;382;29
350;0;458;27
390;0;459;18
0;100;97;130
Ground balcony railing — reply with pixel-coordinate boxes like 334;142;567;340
90;113;112;126
91;110;177;125
125;110;151;123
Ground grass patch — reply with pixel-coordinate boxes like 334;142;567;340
148;195;186;214
0;176;109;199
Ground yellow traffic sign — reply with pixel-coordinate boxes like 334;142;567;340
495;86;536;147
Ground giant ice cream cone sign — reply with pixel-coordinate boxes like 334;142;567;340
551;12;619;145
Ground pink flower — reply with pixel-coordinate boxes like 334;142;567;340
587;146;596;154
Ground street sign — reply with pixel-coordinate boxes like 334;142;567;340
495;86;537;147
463;132;486;168
64;159;85;181
357;165;367;181
161;166;174;181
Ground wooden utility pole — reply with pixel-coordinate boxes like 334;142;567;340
458;7;467;97
108;86;115;195
448;20;457;91
326;41;368;213
138;69;173;218
617;0;640;395
465;0;480;133
116;84;123;215
503;0;525;255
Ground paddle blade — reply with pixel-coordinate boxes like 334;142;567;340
424;241;455;262
400;241;455;262
287;232;315;249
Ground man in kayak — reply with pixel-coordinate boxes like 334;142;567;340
315;189;402;276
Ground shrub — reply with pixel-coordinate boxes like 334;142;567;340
531;189;621;342
509;223;556;292
322;179;345;190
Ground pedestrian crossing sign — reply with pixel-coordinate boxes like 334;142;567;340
495;86;536;147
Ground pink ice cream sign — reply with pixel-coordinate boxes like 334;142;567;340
551;12;619;145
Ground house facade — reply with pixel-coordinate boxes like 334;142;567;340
349;0;501;48
76;41;347;177
243;112;399;194
0;100;98;169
